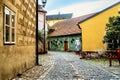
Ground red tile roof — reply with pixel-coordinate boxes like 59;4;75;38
49;13;96;37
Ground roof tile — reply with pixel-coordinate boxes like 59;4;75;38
49;13;96;37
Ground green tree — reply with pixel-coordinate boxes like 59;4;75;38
103;12;120;50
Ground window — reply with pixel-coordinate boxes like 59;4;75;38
107;39;120;50
4;7;15;44
107;39;113;50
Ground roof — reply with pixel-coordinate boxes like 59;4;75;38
78;1;120;24
46;13;73;20
48;13;96;37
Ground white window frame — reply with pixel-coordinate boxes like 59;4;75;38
4;6;16;44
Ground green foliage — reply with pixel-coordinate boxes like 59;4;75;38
103;12;120;50
38;30;44;43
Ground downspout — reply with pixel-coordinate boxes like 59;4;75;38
77;23;82;51
36;0;39;65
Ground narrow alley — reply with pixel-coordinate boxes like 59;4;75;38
38;51;120;80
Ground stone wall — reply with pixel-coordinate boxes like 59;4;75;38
0;0;36;80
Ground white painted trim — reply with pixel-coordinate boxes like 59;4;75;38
4;6;16;44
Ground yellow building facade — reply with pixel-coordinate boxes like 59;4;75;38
46;13;73;26
0;0;36;80
47;19;63;26
78;2;120;52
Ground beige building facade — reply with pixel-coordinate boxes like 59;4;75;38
0;0;36;80
38;5;46;53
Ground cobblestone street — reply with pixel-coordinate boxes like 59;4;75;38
38;51;120;80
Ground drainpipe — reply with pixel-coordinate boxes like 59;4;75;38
36;0;39;65
43;12;46;53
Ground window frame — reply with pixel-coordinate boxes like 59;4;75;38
107;39;120;50
4;6;16;44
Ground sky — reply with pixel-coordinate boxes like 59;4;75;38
39;0;120;17
39;0;98;11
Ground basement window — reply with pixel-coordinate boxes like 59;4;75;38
4;6;15;44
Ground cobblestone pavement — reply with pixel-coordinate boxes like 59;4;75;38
12;53;53;80
39;51;120;80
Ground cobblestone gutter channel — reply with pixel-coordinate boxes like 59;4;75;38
65;58;84;80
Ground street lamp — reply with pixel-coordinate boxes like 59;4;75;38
36;0;47;65
41;0;47;53
42;0;47;7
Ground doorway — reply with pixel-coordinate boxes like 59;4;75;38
48;42;50;50
64;41;68;51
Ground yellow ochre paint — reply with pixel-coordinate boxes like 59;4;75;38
79;3;120;51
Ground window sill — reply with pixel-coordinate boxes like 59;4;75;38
4;42;15;45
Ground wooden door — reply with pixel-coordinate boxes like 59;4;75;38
48;42;50;50
64;41;68;51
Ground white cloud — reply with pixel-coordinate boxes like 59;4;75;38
47;0;120;17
